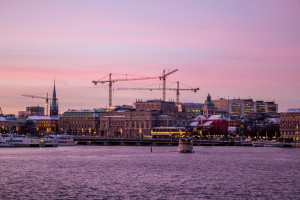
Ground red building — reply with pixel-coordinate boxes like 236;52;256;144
191;115;229;137
190;94;229;138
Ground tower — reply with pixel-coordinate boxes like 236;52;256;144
203;93;215;118
50;80;59;116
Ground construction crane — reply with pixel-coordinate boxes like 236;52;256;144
117;81;199;105
92;69;178;108
21;93;57;116
160;69;178;102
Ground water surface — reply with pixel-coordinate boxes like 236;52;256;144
0;146;299;199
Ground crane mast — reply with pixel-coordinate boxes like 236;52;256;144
160;69;178;101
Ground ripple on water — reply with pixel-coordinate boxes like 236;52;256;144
0;146;299;200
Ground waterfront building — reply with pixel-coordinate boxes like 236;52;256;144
0;115;19;134
59;109;103;135
190;114;229;138
50;81;59;116
100;110;156;139
280;108;300;141
27;116;59;135
99;100;188;139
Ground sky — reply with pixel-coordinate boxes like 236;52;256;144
0;0;299;115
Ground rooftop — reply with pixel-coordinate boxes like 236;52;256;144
0;117;7;122
27;116;59;120
287;108;300;112
61;109;106;117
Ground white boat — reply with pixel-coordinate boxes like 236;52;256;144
40;136;58;147
252;141;265;147
265;140;283;147
178;138;193;153
241;139;253;146
50;135;78;146
12;135;43;147
0;134;14;147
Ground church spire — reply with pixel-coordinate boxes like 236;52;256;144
53;78;57;100
50;79;58;116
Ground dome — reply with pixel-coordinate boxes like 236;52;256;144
205;93;214;107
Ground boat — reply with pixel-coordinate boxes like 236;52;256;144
49;135;78;146
241;138;253;146
252;141;265;147
40;136;58;147
178;138;193;153
0;134;14;147
12;135;44;147
265;140;283;147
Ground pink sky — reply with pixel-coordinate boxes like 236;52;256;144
0;0;300;115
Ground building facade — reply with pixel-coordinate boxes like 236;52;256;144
190;114;229;138
255;101;266;113
26;106;45;116
228;99;278;117
280;109;300;141
27;116;59;135
59;109;103;135
179;103;204;119
99;100;187;139
211;98;229;112
265;102;278;113
0;115;19;134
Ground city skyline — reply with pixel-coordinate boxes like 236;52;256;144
1;0;300;115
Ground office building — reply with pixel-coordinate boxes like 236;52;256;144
26;106;45;116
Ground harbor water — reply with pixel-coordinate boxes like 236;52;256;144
0;146;299;199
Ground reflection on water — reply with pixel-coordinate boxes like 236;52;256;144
0;146;299;199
